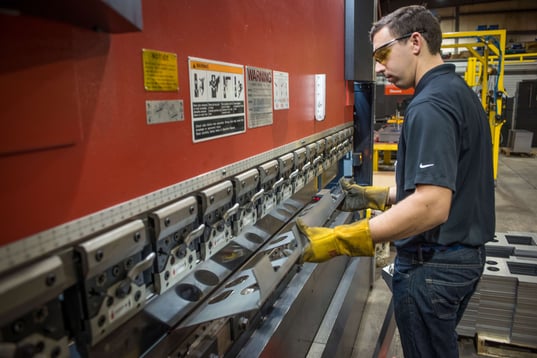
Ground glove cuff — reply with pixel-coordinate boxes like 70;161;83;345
365;186;390;211
338;177;390;212
334;219;374;256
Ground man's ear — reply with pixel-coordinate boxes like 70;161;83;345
411;32;425;55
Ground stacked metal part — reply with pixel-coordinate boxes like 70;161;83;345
485;231;537;258
456;232;537;348
509;257;537;346
471;259;518;340
456;287;480;337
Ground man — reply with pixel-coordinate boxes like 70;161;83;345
296;5;495;357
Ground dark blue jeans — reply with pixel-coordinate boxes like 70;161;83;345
393;245;486;358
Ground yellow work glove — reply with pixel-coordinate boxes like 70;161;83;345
296;218;374;263
339;177;390;212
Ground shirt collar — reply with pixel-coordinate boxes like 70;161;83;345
414;63;456;95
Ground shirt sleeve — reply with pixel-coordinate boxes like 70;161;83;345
403;101;459;192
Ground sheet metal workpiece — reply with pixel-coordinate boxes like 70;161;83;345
173;192;337;331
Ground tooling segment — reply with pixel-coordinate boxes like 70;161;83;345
323;135;337;170
0;256;71;357
232;169;262;236
305;142;319;183
258;160;280;218
315;138;327;176
278;153;295;203
199;181;237;259
149;196;204;294
73;220;154;347
292;147;307;193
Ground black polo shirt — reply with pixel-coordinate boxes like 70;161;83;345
394;63;495;248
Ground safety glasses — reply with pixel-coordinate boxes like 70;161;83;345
372;33;413;64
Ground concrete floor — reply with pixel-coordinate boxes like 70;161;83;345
352;152;537;358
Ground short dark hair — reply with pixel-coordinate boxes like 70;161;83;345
370;5;442;55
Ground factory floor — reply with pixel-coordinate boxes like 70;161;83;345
352;151;537;358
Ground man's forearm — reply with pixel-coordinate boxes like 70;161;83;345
369;184;452;244
387;186;397;206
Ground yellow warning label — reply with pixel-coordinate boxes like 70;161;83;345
142;49;179;91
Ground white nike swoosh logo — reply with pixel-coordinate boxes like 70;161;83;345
419;163;435;169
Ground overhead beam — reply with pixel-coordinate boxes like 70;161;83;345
380;0;518;13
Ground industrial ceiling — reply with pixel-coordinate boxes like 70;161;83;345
379;0;515;14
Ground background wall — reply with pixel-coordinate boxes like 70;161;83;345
0;0;353;246
436;0;537;43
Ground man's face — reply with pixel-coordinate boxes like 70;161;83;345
372;27;414;89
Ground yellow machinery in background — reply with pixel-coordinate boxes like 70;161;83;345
387;114;404;125
442;30;537;180
442;29;507;180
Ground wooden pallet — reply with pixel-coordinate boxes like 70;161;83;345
500;147;537;157
477;335;537;358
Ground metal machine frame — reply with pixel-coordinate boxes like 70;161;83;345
0;123;375;358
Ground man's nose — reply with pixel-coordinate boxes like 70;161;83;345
375;61;385;74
